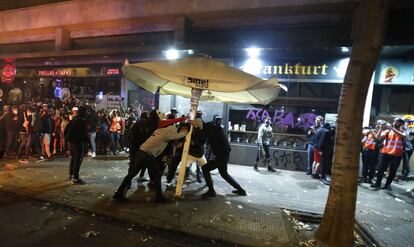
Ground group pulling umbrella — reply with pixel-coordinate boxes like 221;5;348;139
122;55;286;197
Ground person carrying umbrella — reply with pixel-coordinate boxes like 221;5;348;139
201;120;247;199
113;119;190;203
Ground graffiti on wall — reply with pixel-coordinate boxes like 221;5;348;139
272;149;306;171
245;109;317;130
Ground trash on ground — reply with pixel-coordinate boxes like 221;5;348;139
81;230;99;238
4;164;18;170
394;197;405;203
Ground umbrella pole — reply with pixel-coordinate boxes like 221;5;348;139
174;88;203;197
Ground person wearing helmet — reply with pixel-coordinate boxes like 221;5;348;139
371;117;406;190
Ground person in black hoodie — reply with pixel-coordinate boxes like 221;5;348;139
66;106;89;184
201;119;246;199
2;105;19;158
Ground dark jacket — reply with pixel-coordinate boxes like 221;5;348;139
85;112;98;133
189;127;207;158
306;124;322;146
203;122;231;157
315;124;331;151
39;113;53;134
66;115;88;143
128;118;152;150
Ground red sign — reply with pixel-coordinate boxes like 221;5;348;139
39;69;72;77
107;68;120;75
1;63;16;83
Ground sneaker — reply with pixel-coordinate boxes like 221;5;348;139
87;152;92;157
91;152;96;158
68;175;74;181
370;183;380;188
201;190;217;199
253;164;259;171
267;166;276;172
311;174;320;179
72;179;87;185
113;191;127;202
232;189;247;196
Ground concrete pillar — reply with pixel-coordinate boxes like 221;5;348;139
55;27;71;51
174;16;191;47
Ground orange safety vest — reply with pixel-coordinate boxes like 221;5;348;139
363;132;376;150
380;129;405;156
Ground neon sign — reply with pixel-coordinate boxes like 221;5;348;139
107;68;120;75
1;63;16;83
38;69;72;77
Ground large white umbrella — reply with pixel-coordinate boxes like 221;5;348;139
122;56;285;196
122;56;285;105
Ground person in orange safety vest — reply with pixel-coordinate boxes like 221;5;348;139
371;117;406;190
360;121;383;183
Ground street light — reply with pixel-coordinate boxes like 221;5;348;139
164;49;179;60
245;47;261;58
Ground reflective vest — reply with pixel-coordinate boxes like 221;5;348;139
381;129;405;156
363;132;377;150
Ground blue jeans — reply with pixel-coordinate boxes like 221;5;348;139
110;133;120;154
88;132;96;153
306;144;314;174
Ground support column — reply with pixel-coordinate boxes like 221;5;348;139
55;27;71;51
174;16;191;47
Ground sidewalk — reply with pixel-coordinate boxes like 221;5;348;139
0;156;413;247
0;157;299;247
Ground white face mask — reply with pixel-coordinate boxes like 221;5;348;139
12;110;18;115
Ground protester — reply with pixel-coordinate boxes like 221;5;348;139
37;103;53;161
254;117;276;172
201;120;247;199
66;107;89;184
86;106;98;158
305;115;323;175
402;131;414;180
311;123;331;179
113;119;190;202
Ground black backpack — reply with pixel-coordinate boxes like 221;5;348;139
128;119;152;150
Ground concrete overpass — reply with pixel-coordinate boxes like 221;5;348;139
0;0;413;67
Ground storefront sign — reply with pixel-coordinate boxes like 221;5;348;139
1;63;16;83
235;58;349;83
374;60;414;85
39;69;72;77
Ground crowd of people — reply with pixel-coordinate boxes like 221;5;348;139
0;97;138;163
304;115;413;190
1;96;412;200
362;118;413;190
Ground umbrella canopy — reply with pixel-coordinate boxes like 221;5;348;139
122;56;285;105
